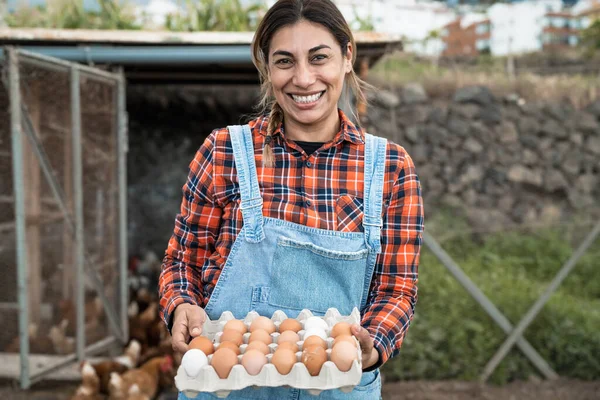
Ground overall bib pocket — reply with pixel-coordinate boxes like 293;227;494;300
268;237;369;314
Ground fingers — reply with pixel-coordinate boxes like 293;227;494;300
351;324;374;353
187;307;207;338
171;315;190;355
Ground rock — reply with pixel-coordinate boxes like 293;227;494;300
401;83;428;105
405;125;419;143
477;105;503;125
507;165;543;186
496;121;519;144
447;117;470;137
411;143;428;163
586;136;600;155
575;174;597;194
585;99;600;118
450;103;481;119
575;112;599;134
567;192;595;209
459;165;484;185
539;204;562;224
544;103;572;121
497;196;515;213
374;90;400;109
397;105;428;125
562;151;581;176
453;85;496;106
523;149;539;166
464;137;484;153
541;120;567;139
570;132;583;146
421;125;448;144
544;169;568;192
427;106;448;125
518;117;541;136
519;134;538;149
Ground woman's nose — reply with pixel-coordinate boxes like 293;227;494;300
292;62;315;88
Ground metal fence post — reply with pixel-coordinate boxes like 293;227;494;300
481;219;600;381
7;46;31;390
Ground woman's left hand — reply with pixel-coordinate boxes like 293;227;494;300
351;324;380;369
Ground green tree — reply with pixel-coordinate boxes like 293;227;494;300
580;19;600;52
165;0;266;32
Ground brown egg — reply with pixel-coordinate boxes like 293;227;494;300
248;329;272;345
220;329;244;346
277;330;300;345
241;349;267;376
331;322;352;338
188;336;214;355
250;316;276;334
333;334;358;348
224;319;248;335
211;348;238;379
271;348;297;375
301;345;327;376
246;340;270;355
302;335;327;350
217;341;241;355
331;341;358;372
277;341;299;353
279;318;302;333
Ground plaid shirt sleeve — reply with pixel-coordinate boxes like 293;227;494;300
361;146;424;370
158;131;222;329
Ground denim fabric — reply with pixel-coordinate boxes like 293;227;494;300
182;125;387;400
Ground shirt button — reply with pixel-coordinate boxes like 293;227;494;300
305;200;312;206
306;161;312;168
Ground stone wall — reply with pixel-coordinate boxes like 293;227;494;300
126;84;600;255
367;84;600;232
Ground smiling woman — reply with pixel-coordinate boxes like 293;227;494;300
159;1;425;399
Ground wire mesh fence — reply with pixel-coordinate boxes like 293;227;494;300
0;47;127;388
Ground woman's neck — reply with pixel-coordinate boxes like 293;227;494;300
283;111;341;143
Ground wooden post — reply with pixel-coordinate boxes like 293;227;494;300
23;82;42;326
357;57;370;126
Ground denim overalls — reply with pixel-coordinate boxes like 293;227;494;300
180;124;387;400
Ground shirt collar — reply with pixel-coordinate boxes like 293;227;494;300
252;109;365;145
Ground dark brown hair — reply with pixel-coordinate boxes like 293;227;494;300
251;0;368;167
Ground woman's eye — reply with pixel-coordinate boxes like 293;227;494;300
275;59;292;65
312;54;328;62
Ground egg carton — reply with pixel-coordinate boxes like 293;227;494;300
175;307;363;398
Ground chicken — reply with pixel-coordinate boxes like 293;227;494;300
70;361;103;400
49;319;75;355
89;339;142;394
4;323;55;354
126;384;150;400
108;355;174;400
129;302;160;353
57;296;105;337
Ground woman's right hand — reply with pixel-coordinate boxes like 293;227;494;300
171;303;207;355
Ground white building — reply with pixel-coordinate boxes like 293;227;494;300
487;0;563;56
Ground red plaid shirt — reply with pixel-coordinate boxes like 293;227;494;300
159;110;424;369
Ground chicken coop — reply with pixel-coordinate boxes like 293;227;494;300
0;47;129;389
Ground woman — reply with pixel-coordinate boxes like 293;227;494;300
159;0;424;398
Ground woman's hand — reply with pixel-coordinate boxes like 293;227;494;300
171;303;207;355
351;324;380;369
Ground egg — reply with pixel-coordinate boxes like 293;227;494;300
331;341;358;372
245;340;270;355
250;316;276;334
302;334;327;351
304;316;329;332
217;341;241;355
181;349;208;378
277;330;300;345
210;347;239;379
224;319;248;335
219;329;244;346
301;344;327;376
241;349;267;376
271;348;297;375
303;328;327;341
333;334;358;348
248;329;272;345
278;318;302;333
331;322;352;338
188;336;214;355
277;341;299;353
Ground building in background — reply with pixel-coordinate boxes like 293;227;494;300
541;10;581;49
440;14;490;57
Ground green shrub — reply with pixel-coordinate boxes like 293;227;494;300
382;214;600;383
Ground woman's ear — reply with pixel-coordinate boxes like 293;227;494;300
345;43;354;73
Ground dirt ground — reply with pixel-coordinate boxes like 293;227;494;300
1;378;599;400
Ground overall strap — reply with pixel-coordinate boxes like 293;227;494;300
363;133;387;253
228;124;265;243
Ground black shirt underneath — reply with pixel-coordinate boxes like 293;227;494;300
294;140;325;155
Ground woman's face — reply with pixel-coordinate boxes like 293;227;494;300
268;20;353;130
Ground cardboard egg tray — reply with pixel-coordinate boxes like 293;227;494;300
175;307;363;398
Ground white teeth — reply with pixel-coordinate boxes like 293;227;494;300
292;92;323;103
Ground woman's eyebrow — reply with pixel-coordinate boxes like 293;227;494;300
272;44;332;58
